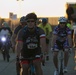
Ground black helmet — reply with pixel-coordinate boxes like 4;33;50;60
25;13;37;21
20;16;26;22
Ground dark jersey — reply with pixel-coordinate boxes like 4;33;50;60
14;25;22;35
17;26;46;58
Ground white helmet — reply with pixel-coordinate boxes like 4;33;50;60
58;17;67;22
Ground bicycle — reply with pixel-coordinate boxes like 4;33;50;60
58;45;70;75
59;48;64;75
20;57;40;75
0;36;10;62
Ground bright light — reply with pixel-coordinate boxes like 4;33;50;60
1;37;6;42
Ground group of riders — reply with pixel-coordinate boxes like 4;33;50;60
0;12;75;75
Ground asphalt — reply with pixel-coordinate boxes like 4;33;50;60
0;48;76;75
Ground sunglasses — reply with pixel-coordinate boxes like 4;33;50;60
27;20;35;23
60;22;66;24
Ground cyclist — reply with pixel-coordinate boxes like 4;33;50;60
0;22;12;36
51;17;72;75
0;22;12;58
67;21;72;30
74;28;76;48
15;13;46;75
38;18;52;60
11;16;26;52
11;16;26;75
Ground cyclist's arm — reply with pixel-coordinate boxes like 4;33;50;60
11;33;17;46
67;34;72;47
67;28;72;48
51;26;58;47
15;29;23;57
39;28;46;54
51;34;57;47
15;40;23;57
74;27;76;41
11;26;21;46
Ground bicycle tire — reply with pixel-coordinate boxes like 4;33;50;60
59;50;64;75
29;68;35;75
59;64;64;75
2;51;5;61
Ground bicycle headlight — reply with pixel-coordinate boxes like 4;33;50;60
1;37;6;42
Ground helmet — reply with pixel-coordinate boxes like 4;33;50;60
2;22;9;27
20;16;26;22
42;18;47;23
25;13;37;21
58;17;67;22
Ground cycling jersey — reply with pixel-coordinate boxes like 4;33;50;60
14;25;22;35
67;23;72;29
53;25;71;50
38;23;52;38
53;25;71;41
17;26;46;58
74;28;76;34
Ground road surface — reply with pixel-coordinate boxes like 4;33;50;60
0;48;76;75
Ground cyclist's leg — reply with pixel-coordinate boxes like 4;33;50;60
33;58;43;75
46;44;49;60
20;60;29;75
53;51;59;70
74;29;76;48
63;49;69;73
52;44;59;70
45;39;50;60
64;50;69;68
63;41;70;69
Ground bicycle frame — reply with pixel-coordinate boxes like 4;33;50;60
29;61;35;75
59;49;64;75
20;57;37;75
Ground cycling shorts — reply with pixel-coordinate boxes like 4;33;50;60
53;40;69;51
20;57;41;64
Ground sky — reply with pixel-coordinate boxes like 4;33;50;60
0;0;76;18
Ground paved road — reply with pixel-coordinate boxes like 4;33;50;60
0;48;76;75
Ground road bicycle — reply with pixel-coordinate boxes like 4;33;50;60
58;45;70;75
0;36;10;62
20;57;40;75
59;48;64;75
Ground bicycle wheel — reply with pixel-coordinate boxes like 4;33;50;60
59;50;64;75
30;64;35;75
59;63;64;75
2;50;6;61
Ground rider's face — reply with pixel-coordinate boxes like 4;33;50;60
59;22;66;28
26;19;35;28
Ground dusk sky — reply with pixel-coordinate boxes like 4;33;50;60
0;0;76;18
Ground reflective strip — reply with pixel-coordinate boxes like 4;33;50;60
40;34;46;38
35;55;40;57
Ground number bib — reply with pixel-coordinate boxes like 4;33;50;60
27;43;38;49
